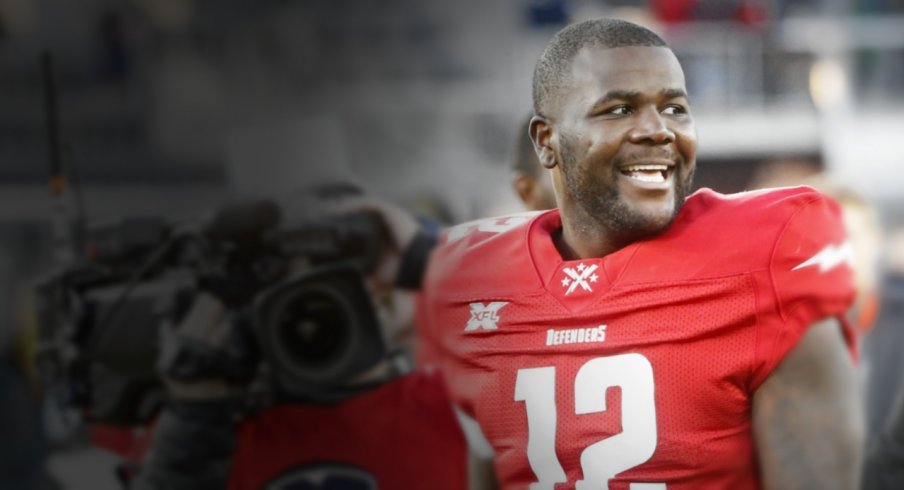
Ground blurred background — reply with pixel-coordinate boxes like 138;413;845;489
0;0;902;488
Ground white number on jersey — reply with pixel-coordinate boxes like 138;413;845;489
445;212;540;244
515;354;665;490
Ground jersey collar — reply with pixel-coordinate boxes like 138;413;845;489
528;209;641;306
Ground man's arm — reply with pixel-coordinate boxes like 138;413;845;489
132;293;240;490
131;399;237;490
752;317;864;490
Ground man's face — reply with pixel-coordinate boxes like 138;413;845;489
549;45;697;243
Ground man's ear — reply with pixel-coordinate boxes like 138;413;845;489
529;115;557;169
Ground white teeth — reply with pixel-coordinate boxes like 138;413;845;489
621;164;668;171
628;172;665;183
620;164;669;183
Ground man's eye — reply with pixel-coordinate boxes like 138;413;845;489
661;105;687;115
608;105;632;116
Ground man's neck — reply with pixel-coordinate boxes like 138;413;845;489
553;218;626;260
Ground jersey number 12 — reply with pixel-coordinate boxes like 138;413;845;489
514;353;665;490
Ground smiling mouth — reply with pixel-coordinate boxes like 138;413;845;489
619;164;673;184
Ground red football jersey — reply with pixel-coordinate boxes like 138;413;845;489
417;187;856;490
228;371;468;490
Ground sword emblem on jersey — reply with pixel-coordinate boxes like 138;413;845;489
792;240;854;273
560;262;599;295
465;302;508;331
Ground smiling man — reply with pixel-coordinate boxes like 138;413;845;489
412;18;863;489
533;39;696;258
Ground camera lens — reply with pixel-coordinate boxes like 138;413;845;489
269;286;355;380
255;265;387;396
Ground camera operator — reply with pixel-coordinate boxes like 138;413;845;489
131;193;469;490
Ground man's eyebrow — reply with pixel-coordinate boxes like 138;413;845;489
589;88;688;109
591;90;642;107
662;88;688;99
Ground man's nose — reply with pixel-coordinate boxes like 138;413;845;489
628;107;675;145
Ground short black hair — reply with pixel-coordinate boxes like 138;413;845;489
532;18;668;116
511;113;541;176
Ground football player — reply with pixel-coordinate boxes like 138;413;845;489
380;18;863;490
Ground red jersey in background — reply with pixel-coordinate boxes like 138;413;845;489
229;371;468;490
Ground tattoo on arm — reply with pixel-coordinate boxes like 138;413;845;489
752;317;864;490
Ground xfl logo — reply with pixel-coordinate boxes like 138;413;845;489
465;302;508;332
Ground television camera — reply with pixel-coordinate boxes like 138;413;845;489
35;200;391;426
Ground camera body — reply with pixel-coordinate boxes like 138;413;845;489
35;203;390;425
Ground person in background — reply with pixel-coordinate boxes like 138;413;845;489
511;114;556;212
748;159;884;335
132;186;469;490
0;339;47;490
804;176;884;334
861;227;904;489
